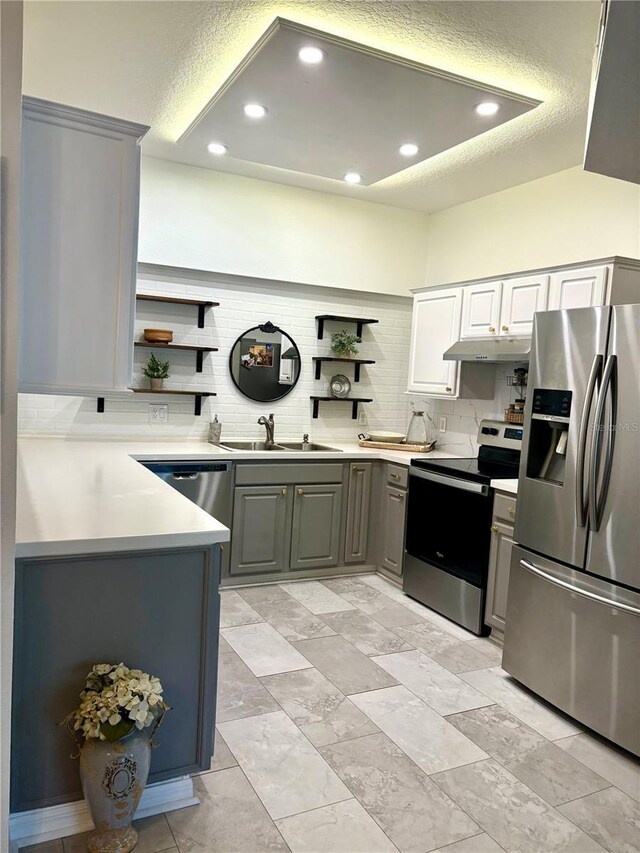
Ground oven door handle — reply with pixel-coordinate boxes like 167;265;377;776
410;467;489;495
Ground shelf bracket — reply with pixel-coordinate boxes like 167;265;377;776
312;399;319;419
351;400;359;420
317;318;325;341
356;322;363;337
354;363;361;382
194;395;203;416
197;305;206;329
196;350;204;373
314;360;321;380
97;397;105;413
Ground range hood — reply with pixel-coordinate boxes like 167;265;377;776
443;337;531;363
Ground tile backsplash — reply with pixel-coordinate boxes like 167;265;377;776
18;267;414;441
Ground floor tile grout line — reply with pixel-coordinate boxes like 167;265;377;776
554;788;620;852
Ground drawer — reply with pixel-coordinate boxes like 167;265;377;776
494;491;517;523
235;463;344;486
386;463;408;489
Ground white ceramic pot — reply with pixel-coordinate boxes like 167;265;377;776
79;728;151;853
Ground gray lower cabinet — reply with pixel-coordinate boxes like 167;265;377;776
230;485;291;576
485;493;518;636
344;463;372;563
290;484;343;570
11;545;220;812
380;484;407;576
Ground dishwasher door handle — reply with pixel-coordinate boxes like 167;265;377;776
172;472;199;481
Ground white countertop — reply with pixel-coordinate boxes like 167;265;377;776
16;438;466;559
491;478;519;496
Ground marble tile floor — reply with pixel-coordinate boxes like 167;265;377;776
27;575;640;853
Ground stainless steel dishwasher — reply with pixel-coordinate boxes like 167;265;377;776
143;461;233;575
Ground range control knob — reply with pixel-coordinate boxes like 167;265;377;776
481;427;499;435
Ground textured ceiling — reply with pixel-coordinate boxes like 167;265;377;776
22;0;602;213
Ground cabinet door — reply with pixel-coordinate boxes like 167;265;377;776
548;266;609;310
344;463;372;563
19;99;148;395
229;486;290;576
290;484;342;570
500;274;549;337
485;520;515;632
407;288;462;397
380;485;407;577
460;281;502;338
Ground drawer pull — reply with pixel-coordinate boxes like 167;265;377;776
281;488;288;496
352;466;366;472
297;488;304;495
390;472;401;480
507;506;516;515
491;525;498;533
397;493;405;501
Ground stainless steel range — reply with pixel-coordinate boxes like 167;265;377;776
404;419;522;635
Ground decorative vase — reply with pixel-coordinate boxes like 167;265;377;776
149;377;163;391
79;728;151;853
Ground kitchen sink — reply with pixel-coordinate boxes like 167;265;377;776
219;440;341;452
278;442;341;452
219;440;289;451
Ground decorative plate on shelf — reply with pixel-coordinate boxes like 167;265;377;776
329;374;351;398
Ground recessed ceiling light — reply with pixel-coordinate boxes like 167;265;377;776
475;101;500;116
298;46;324;64
244;103;268;118
207;142;228;155
399;143;419;157
344;172;362;184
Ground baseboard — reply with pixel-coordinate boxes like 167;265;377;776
10;775;198;849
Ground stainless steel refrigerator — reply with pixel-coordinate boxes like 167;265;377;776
503;304;640;756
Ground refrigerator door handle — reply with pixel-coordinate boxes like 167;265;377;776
588;354;617;532
575;354;603;527
519;559;640;616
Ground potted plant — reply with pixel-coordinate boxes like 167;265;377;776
330;329;361;358
142;352;170;390
62;662;170;853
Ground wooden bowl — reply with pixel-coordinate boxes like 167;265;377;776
143;328;173;343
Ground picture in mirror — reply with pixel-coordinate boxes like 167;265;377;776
229;321;301;402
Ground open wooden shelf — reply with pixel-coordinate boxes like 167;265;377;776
131;387;216;416
310;395;373;420
312;356;375;382
137;294;219;328
134;341;218;372
315;315;379;340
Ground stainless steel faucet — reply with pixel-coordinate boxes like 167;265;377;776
258;413;275;448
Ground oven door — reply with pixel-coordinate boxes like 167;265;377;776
406;467;493;587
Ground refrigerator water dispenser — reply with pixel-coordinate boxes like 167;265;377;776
525;389;573;485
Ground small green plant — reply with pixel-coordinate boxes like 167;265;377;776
142;352;170;379
330;329;361;358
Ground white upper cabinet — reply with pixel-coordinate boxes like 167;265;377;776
548;266;609;310
499;274;549;337
19;98;149;396
407;288;462;397
460;281;502;338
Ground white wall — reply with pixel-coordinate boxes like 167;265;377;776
425;166;640;285
19;266;413;440
1;1;23;846
138;157;430;297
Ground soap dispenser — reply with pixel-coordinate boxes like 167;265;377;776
208;414;222;445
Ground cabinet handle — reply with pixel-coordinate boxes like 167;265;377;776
507;506;516;515
352;466;366;472
281;488;288;496
502;325;509;332
488;326;496;333
397;493;405;501
491;525;498;533
445;386;452;393
390;472;400;480
297;488;304;495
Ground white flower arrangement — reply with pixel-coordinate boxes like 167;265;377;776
64;662;170;744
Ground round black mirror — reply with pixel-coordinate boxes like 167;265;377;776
229;321;301;403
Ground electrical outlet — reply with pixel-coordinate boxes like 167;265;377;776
357;409;367;426
438;416;447;433
149;404;168;424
